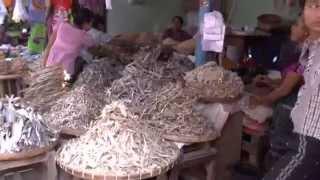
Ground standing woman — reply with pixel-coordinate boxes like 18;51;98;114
45;0;72;38
27;0;47;54
43;8;94;81
263;0;320;179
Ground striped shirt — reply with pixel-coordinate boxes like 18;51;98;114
291;39;320;140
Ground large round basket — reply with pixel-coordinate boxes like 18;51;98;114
164;131;220;144
56;151;180;180
0;142;58;161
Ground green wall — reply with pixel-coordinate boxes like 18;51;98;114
107;0;185;34
225;0;301;28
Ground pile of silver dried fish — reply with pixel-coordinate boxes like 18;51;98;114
143;82;218;142
184;62;244;100
57;101;180;177
73;58;124;88
88;43;141;65
0;96;58;154
44;84;106;132
45;60;124;132
23;65;65;113
108;46;194;110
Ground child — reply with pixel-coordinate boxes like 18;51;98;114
263;1;320;179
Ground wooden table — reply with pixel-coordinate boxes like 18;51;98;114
0;152;56;180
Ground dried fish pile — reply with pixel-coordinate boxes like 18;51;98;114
0;96;58;154
73;58;124;88
102;47;217;142
184;62;244;100
23;65;65;113
108;47;194;110
45;60;124;132
44;84;106;131
88;43;141;65
57;101;179;177
143;82;217;142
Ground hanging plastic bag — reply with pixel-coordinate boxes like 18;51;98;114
202;11;226;53
12;0;29;23
105;0;112;10
0;0;7;25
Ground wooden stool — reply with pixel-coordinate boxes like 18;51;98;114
0;152;56;180
0;74;24;97
169;142;217;180
241;127;269;171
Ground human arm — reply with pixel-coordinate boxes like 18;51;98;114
42;30;56;67
253;75;282;89
251;72;302;106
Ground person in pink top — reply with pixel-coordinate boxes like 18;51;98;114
43;8;94;77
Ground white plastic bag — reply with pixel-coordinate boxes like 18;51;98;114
202;11;225;53
0;0;7;25
239;96;273;123
12;0;29;23
105;0;112;10
195;103;232;135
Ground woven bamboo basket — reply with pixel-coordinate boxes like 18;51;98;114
56;141;181;180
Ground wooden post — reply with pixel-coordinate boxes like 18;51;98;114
195;0;212;66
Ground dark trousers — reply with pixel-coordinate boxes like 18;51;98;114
69;57;87;84
268;91;298;159
263;134;320;180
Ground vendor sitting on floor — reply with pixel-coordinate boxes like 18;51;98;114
251;16;309;167
162;16;192;46
43;8;94;80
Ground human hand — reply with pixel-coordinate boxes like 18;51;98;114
254;75;272;87
249;95;272;108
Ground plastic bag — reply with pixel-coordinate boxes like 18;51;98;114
240;96;273;123
12;0;29;23
105;0;112;10
0;0;8;25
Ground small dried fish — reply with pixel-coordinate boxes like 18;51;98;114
108;46;194;109
57;101;179;177
88;43;141;65
184;62;244;100
74;58;124;88
44;84;106;131
23;65;65;113
45;59;124;131
104;47;217;142
0;96;58;154
142;83;217;141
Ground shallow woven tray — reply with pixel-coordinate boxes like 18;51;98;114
0;142;58;161
57;151;180;180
